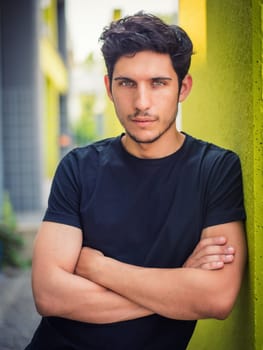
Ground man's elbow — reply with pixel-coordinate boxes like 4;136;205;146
207;290;238;320
33;294;52;316
33;287;59;317
211;299;234;320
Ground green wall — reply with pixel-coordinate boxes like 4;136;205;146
179;0;263;349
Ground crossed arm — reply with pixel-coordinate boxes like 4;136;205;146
31;221;246;323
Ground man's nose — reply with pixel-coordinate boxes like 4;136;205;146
134;85;151;111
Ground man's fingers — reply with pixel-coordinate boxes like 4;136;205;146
183;236;236;270
197;236;227;250
198;253;235;265
200;261;225;270
199;256;234;270
184;251;235;269
192;245;235;262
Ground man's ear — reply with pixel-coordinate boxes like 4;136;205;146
179;74;192;102
104;75;113;101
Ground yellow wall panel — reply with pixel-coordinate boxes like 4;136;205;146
179;0;263;348
44;78;60;179
40;37;68;93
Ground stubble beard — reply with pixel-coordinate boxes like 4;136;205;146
126;113;177;144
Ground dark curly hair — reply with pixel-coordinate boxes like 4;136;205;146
100;12;193;88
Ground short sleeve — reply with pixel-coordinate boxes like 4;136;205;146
203;151;246;228
43;150;82;228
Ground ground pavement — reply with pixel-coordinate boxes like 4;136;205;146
0;268;40;350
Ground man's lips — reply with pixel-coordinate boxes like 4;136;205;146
130;118;157;127
128;112;158;126
132;118;156;122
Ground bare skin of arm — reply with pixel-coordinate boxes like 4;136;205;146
32;221;241;324
31;221;153;323
76;221;247;321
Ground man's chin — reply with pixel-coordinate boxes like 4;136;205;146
126;132;160;144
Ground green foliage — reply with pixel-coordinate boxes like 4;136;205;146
0;224;24;268
71;94;97;146
0;192;26;268
2;192;16;229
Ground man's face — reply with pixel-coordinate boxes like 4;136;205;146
105;51;188;146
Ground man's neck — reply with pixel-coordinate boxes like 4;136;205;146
121;131;185;159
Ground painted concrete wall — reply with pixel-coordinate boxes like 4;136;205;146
179;0;263;349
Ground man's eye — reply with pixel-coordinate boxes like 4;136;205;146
152;80;166;87
119;80;134;87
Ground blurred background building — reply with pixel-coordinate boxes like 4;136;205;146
0;0;69;224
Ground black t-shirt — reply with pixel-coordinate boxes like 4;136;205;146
26;133;246;350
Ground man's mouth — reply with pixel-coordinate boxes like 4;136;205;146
129;111;157;124
131;118;156;126
132;117;155;122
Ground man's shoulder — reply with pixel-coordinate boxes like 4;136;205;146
54;136;121;177
186;133;240;164
66;136;120;161
76;136;119;153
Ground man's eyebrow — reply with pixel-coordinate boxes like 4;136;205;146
114;76;134;81
152;77;172;81
113;76;173;81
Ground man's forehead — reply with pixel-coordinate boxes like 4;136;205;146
112;51;176;79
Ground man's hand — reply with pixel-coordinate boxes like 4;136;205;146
183;236;235;270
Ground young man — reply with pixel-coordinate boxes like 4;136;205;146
25;12;246;350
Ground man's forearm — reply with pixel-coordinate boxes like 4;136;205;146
32;222;153;324
77;254;220;320
76;245;244;321
33;266;152;324
75;222;246;321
